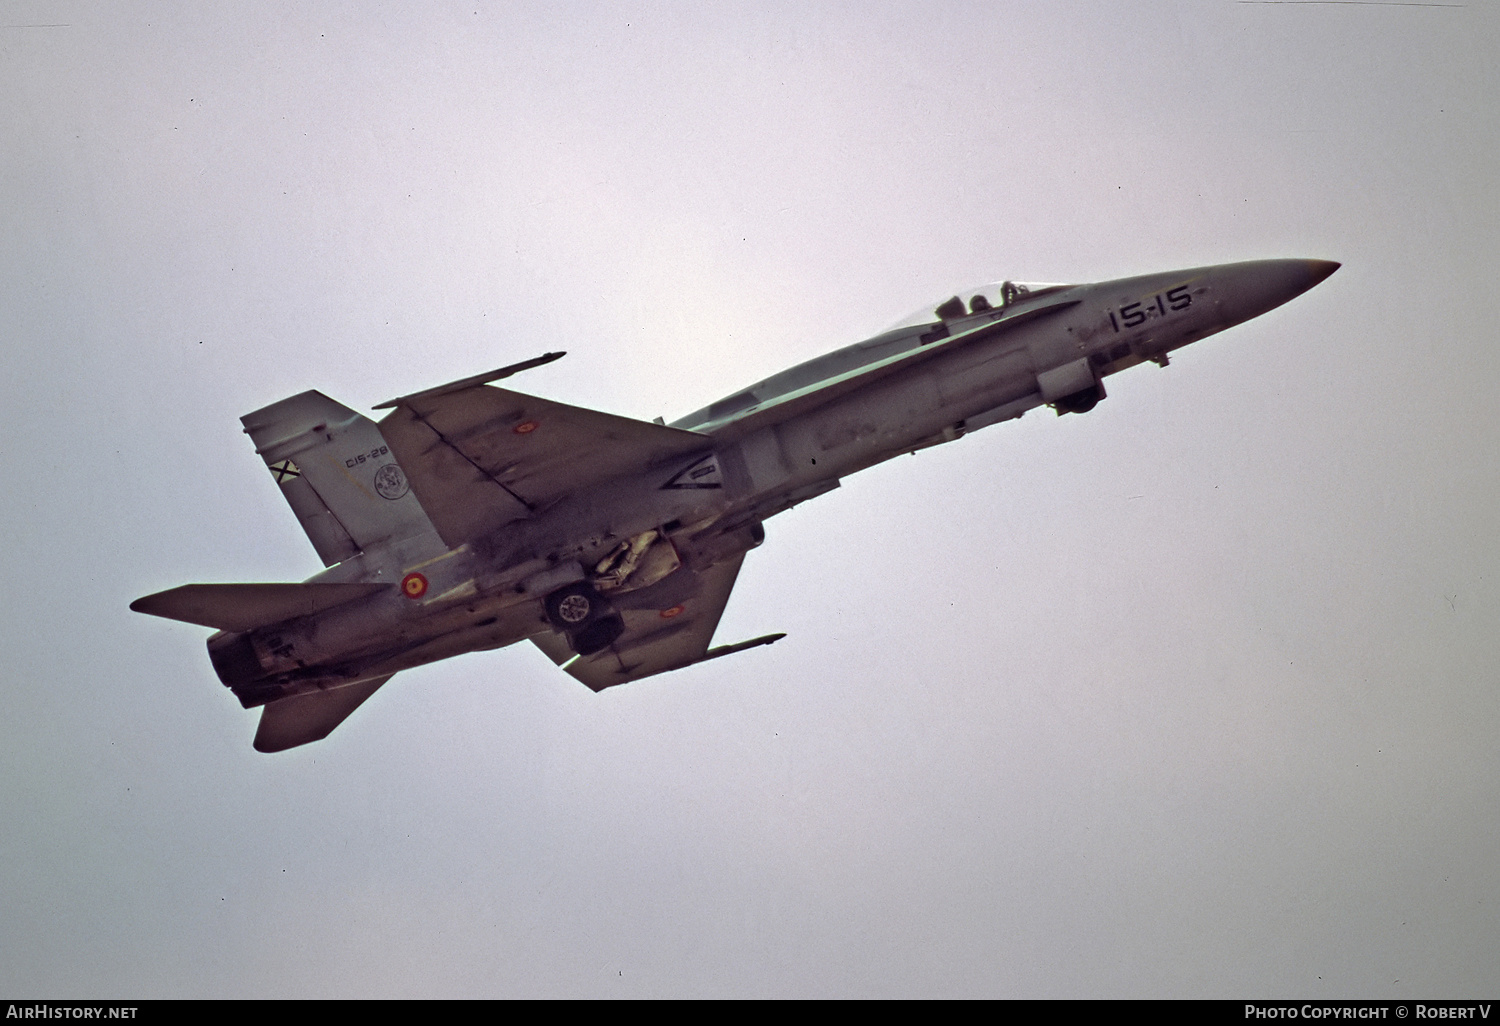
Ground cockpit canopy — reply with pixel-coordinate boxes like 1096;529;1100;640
672;278;1076;431
885;280;1073;331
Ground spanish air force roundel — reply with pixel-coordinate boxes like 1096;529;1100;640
374;463;410;500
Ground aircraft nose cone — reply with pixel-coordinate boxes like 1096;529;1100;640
1213;258;1339;327
1258;258;1341;301
1306;259;1341;287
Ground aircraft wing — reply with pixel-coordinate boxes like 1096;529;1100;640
252;675;392;753
530;555;748;692
377;385;710;547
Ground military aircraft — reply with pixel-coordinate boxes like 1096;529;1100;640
132;258;1338;752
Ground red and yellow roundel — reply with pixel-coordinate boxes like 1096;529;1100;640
401;572;429;599
660;604;685;619
513;420;540;435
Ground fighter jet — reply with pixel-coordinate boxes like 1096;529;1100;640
132;258;1338;752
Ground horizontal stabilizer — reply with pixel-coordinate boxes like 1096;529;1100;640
253;675;392;752
130;582;392;632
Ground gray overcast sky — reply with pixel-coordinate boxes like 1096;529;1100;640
2;1;1496;998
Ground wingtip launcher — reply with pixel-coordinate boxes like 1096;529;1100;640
690;632;787;667
372;351;566;410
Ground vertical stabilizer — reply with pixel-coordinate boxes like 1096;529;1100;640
242;391;438;566
253;675;393;752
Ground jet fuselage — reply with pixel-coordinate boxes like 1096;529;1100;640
136;258;1338;750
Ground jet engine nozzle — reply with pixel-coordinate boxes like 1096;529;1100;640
207;630;268;689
